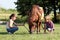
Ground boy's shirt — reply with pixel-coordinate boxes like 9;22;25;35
45;21;54;28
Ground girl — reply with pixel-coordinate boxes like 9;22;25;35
6;14;19;34
44;15;55;33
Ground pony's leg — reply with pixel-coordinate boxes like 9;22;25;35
36;22;39;34
29;23;36;34
38;22;41;32
36;22;41;34
29;24;33;34
31;25;36;32
29;25;32;34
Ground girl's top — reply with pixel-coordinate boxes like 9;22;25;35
6;19;14;29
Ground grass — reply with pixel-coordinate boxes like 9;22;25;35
0;8;60;40
0;24;60;40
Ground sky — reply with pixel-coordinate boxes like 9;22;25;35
0;0;17;9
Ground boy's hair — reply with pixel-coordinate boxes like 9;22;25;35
45;15;51;20
45;15;51;21
10;14;15;19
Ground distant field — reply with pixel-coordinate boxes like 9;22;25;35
0;8;18;20
0;14;10;19
0;24;60;40
0;12;18;20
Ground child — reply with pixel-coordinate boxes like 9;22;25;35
44;15;55;33
6;14;19;34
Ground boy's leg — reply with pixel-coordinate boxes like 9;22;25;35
47;28;53;33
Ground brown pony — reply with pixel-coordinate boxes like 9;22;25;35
28;5;44;34
37;6;44;33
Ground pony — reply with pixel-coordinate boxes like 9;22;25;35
28;5;44;34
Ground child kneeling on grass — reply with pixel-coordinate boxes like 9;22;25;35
6;14;19;34
44;15;55;33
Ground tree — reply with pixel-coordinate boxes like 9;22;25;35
43;0;58;22
15;0;43;16
50;0;58;22
15;0;59;22
58;0;60;13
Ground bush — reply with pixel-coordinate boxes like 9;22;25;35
15;16;28;23
56;14;60;23
0;19;8;21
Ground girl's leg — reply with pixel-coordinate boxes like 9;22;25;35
11;27;18;34
7;27;18;34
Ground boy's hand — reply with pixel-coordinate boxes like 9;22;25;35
53;29;55;31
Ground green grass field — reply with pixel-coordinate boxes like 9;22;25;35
0;24;60;40
0;9;60;40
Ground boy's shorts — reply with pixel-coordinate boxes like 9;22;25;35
46;26;53;31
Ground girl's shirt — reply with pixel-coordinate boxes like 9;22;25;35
6;19;14;29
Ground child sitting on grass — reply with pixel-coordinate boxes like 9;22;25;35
6;14;19;34
44;15;55;33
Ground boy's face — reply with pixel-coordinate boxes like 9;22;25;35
45;16;51;22
45;18;50;22
45;19;49;22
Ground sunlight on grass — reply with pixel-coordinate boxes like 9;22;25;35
0;24;60;40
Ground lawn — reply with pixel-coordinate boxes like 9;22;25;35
0;24;60;40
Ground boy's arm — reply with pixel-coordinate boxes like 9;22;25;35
51;21;55;29
51;21;55;30
44;24;46;29
44;23;46;33
52;22;55;31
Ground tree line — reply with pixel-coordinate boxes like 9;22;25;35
15;0;60;23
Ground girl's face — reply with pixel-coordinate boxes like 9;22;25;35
12;15;17;21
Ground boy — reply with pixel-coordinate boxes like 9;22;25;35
44;15;55;33
6;14;19;34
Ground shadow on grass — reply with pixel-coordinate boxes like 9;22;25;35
0;32;51;35
15;32;29;35
0;32;59;35
0;32;8;35
15;32;49;35
0;32;29;35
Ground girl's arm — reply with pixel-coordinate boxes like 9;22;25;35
13;22;18;26
13;22;21;26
